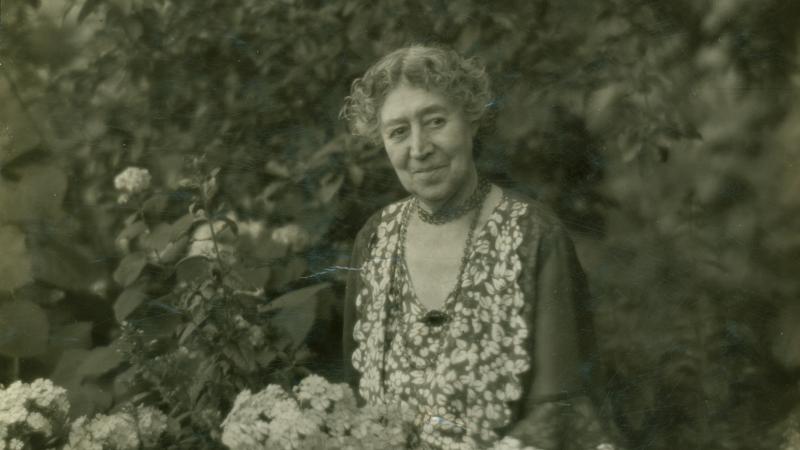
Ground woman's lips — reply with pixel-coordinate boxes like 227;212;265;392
412;166;445;182
413;166;445;174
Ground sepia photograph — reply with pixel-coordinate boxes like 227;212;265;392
0;0;799;449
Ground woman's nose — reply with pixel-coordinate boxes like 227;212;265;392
409;126;433;159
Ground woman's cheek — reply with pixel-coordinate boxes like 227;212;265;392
384;144;406;172
396;145;409;168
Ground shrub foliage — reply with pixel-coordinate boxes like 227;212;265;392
1;0;799;449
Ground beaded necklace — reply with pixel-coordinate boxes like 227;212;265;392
415;178;490;225
390;181;489;347
383;191;489;439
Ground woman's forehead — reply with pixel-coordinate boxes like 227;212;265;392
379;84;454;126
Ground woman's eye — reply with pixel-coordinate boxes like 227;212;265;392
389;127;407;139
427;117;446;127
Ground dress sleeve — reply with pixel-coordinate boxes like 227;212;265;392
507;221;622;450
341;212;380;391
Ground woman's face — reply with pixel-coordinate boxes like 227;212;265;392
379;83;477;209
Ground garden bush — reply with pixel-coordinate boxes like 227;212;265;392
1;0;799;449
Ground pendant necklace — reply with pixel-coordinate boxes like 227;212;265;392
397;179;489;329
415;178;490;225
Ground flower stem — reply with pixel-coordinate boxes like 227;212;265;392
11;357;19;381
203;196;227;273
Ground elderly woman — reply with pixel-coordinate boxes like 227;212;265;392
340;45;620;450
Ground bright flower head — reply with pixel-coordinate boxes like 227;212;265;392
114;167;152;194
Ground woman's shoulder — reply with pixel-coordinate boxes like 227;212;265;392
501;188;569;239
352;197;412;248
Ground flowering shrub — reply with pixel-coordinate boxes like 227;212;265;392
63;405;167;450
0;379;69;450
109;159;340;448
220;375;566;450
1;1;798;449
0;379;166;450
113;167;152;204
221;375;417;450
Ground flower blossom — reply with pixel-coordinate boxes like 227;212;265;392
271;224;310;252
221;375;413;450
114;167;152;194
63;405;167;450
0;378;69;448
490;435;542;450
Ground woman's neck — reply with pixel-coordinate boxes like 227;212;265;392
416;169;479;215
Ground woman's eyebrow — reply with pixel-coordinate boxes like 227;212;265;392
418;104;448;116
382;104;449;128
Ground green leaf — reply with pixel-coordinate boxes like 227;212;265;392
0;164;67;223
178;321;197;345
0;146;52;181
230;263;270;291
68;382;113;419
78;0;102;23
347;163;364;186
30;239;101;292
264;283;330;350
0;299;49;357
142;195;169;224
256;347;277;367
265;160;291;178
138;295;182;338
118;220;147;241
48;322;93;352
113;251;148;286
170;213;196;240
139;223;175;251
224;344;255;372
176;255;211;284
268;256;307;290
0;225;33;292
140;214;194;254
260;181;287;200
15;284;65;307
158;235;189;264
51;348;90;387
114;285;147;322
319;173;344;203
76;345;124;379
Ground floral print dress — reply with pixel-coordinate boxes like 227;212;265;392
342;190;621;450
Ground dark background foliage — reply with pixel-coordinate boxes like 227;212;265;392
1;0;799;448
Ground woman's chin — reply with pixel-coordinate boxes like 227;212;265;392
410;186;453;209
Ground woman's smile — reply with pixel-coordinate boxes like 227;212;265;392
412;165;447;182
379;83;478;212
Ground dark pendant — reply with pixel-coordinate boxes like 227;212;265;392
422;310;450;326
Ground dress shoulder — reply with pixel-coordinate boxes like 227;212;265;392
352;196;412;258
503;189;568;236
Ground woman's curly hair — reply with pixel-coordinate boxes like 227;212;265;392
340;44;493;145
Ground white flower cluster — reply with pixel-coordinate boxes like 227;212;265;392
221;375;415;450
271;224;310;252
114;167;152;204
63;405;167;450
114;167;152;194
0;379;69;450
488;435;545;450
